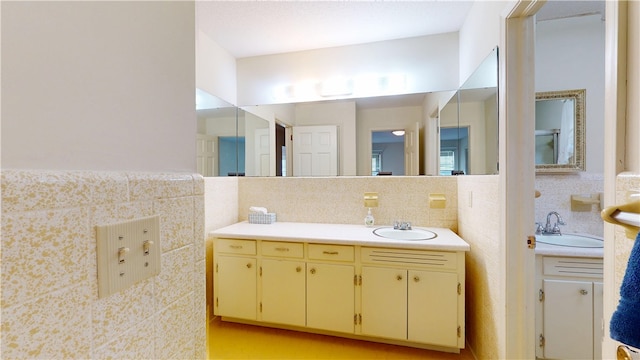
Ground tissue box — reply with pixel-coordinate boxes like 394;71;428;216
248;212;276;224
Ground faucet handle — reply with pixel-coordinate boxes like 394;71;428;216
535;223;544;234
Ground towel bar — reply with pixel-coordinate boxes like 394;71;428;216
602;201;640;239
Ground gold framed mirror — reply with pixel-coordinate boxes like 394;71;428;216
535;88;585;173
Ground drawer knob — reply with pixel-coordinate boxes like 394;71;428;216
276;247;290;252
323;251;339;255
580;289;589;295
414;276;420;282
396;275;403;281
310;268;316;275
296;266;302;273
246;263;252;269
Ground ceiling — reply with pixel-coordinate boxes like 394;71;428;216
196;1;474;59
197;1;605;60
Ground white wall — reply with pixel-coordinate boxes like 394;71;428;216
1;2;196;172
535;14;606;173
196;30;237;106
459;1;507;85
236;33;460;106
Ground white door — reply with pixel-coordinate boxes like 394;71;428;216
404;122;420;176
292;125;338;176
254;128;270;176
196;134;216;177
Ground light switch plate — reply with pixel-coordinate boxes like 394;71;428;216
96;215;161;298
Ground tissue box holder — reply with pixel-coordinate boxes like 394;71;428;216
248;213;276;224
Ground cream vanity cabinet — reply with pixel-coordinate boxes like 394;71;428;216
212;222;468;353
306;244;355;333
214;239;258;320
360;247;462;348
259;241;306;327
536;256;604;360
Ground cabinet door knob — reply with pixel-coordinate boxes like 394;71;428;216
310;268;316;274
296;266;302;273
396;275;403;281
580;289;589;295
414;276;420;282
246;263;252;269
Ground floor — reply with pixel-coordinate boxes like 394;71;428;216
208;317;476;360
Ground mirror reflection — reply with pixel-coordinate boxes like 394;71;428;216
196;47;498;177
535;89;585;173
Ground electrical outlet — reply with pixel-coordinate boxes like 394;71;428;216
96;216;161;298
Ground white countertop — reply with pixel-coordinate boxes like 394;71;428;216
210;221;470;252
534;233;604;258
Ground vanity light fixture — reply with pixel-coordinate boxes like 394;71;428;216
392;130;405;136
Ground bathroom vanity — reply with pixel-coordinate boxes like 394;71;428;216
535;238;604;360
210;222;470;353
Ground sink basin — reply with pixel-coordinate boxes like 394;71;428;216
537;233;603;248
373;227;437;241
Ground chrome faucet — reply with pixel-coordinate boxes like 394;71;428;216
543;211;566;235
393;221;412;230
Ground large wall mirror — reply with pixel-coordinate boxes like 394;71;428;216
196;47;498;177
196;90;271;177
535;88;585;173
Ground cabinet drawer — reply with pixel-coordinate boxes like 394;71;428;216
543;256;603;278
308;244;354;262
216;239;256;255
361;247;457;270
262;241;304;258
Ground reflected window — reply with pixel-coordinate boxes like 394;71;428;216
371;151;383;176
439;150;455;176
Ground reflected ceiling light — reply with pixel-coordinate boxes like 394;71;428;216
320;77;353;97
392;130;405;136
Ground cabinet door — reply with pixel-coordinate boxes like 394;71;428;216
260;259;306;327
216;255;257;320
593;281;603;359
408;270;459;346
543;279;593;360
361;266;407;340
307;262;354;333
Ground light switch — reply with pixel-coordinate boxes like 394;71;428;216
96;215;161;298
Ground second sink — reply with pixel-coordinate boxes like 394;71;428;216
373;227;437;241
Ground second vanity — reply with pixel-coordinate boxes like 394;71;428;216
534;235;604;360
210;221;470;353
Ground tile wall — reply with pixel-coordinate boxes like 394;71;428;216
535;172;605;236
1;170;206;359
457;175;501;360
236;176;458;228
613;173;640;295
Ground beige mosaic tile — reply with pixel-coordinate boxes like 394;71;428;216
158;293;196;359
535;172;604;236
128;172;195;201
156;196;194;252
156;245;195;309
1;170;91;213
1;285;92;359
237;176;459;228
194;195;206;262
1;170;205;360
92;316;156;360
92;277;155;347
1;207;90;308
